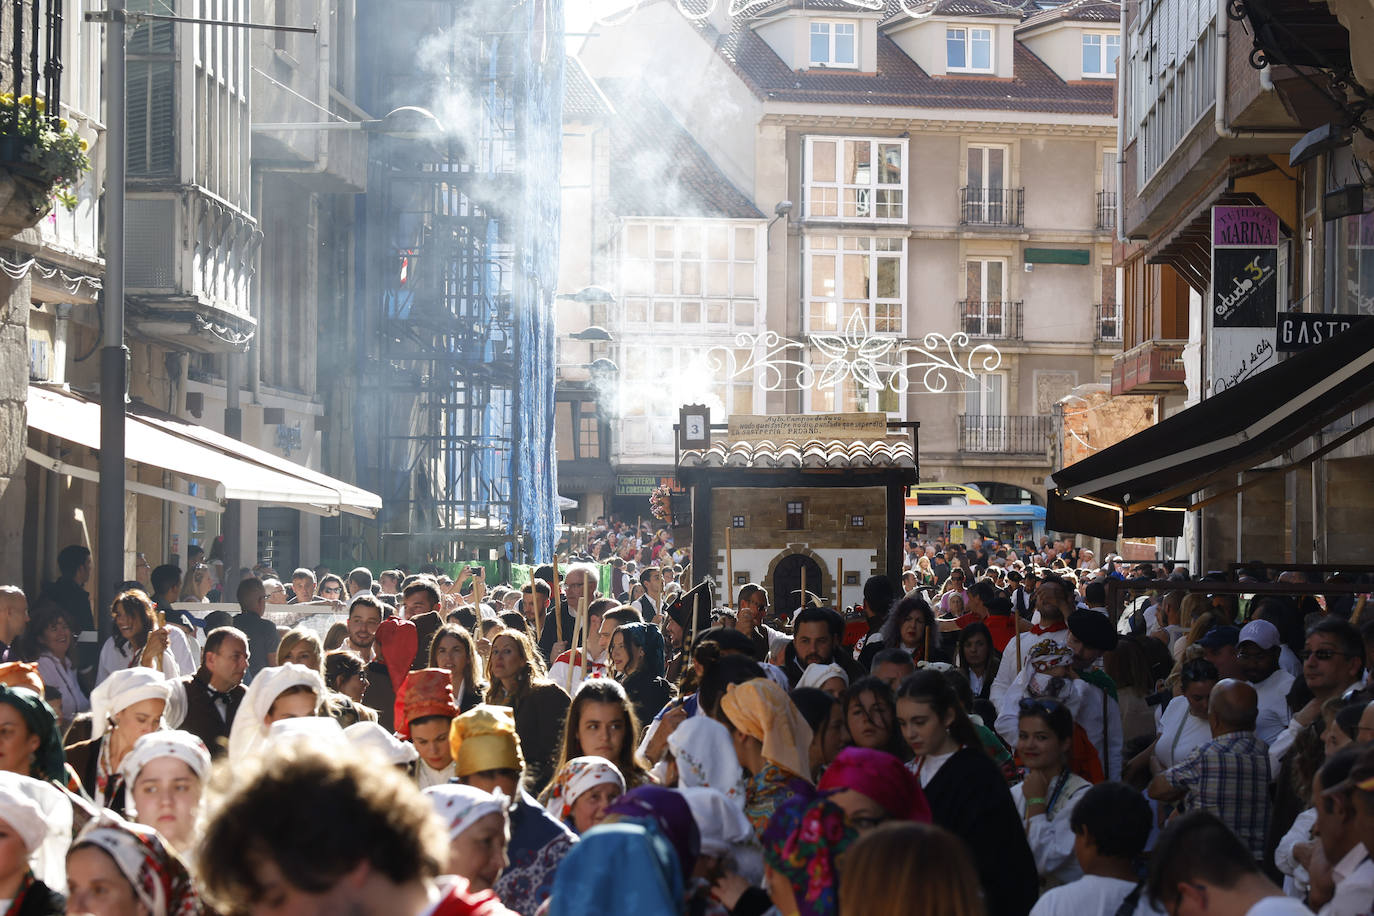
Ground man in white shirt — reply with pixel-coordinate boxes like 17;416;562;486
990;574;1074;711
1311;747;1374;916
1236;619;1296;746
1031;782;1161;916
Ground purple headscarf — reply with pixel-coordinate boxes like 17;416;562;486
604;785;700;880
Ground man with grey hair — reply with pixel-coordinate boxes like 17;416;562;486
287;567;316;604
0;587;26;660
551;563;600;658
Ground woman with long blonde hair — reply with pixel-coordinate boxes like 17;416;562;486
483;627;570;792
839;821;985;916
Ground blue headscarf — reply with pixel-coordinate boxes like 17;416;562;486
618;622;666;679
549;822;684;916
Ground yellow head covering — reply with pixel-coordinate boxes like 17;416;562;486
720;678;813;782
449;704;525;778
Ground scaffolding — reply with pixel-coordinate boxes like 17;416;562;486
351;0;562;566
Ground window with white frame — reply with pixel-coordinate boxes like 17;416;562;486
963;373;1008;450
620;220;760;330
805;234;905;336
804;137;907;221
809;21;857;67
1082;31;1121;77
962;259;1007;336
947;26;993;72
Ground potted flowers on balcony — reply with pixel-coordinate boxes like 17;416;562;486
0;93;90;235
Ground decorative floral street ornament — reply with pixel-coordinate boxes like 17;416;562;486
706;310;1003;395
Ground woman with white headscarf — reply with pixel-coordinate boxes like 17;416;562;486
679;785;764;885
118;731;210;855
795;662;848;698
542;757;625;835
226;663;325;769
343;720;419;768
424;784;510;894
66;812;200;916
65;668;171;811
666;716;746;809
0;774;66;913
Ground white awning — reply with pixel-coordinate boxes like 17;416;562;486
127;399;381;518
26;385;381;518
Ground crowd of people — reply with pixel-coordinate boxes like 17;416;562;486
0;527;1368;915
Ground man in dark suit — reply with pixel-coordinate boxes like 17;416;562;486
176;626;249;758
531;565;576;666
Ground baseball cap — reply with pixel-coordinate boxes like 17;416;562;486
1198;625;1241;649
1237;619;1280;650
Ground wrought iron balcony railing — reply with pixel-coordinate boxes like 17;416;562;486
958;299;1023;340
958;414;1051;454
959;186;1024;227
1097;190;1117;232
1094;302;1123;342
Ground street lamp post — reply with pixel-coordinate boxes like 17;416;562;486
87;4;317;639
95;0;126;642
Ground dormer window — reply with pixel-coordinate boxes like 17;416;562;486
1081;31;1121;77
809;21;857;68
946;27;993;72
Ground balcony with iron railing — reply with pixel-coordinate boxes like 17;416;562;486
1097;191;1117;232
959;186;1024;228
1094;303;1122;342
958;299;1023;340
958;414;1052;455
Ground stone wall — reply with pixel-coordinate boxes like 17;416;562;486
706;485;888;581
0;273;28;585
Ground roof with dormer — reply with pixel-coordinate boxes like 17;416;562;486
1018;0;1121;31
699;11;1116;113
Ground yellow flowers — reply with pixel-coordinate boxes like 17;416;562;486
78;139;88;151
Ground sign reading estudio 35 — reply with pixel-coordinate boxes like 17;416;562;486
1210;206;1280;396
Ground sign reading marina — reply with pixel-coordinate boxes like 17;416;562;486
1212;206;1280;247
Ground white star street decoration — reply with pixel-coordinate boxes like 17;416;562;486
706;311;1004;395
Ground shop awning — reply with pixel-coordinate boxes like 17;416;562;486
1046;319;1374;538
125;399;381;518
26;385;381;518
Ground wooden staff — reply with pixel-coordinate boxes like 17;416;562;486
566;595;587;696
552;555;564;644
801;566;807;619
1353;594;1368;626
725;528;734;608
690;587;702;657
836;558;844;611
